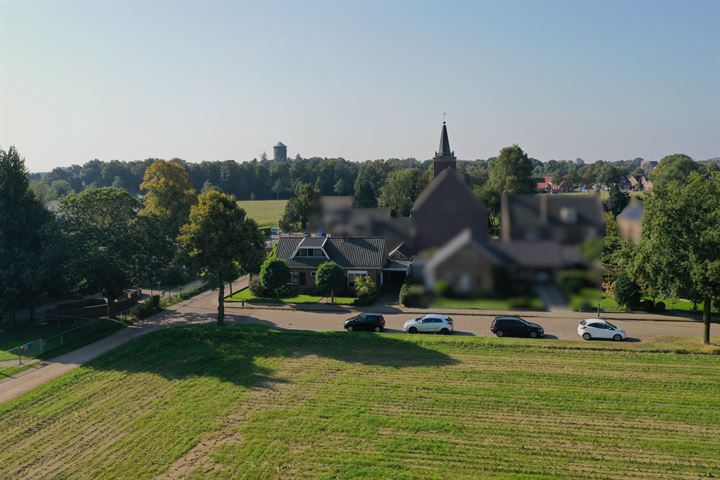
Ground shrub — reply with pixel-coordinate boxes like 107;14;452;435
399;283;428;307
259;258;290;296
134;295;161;319
654;301;666;312
278;284;299;297
639;299;654;311
613;273;641;308
433;279;453;298
249;276;268;296
558;270;589;295
508;296;530;309
354;276;379;306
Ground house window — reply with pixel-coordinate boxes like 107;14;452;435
560;207;577;224
289;272;300;285
311;271;316;277
296;248;308;257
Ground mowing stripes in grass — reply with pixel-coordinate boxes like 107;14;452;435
0;325;718;479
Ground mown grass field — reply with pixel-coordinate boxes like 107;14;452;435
1;325;719;479
236;199;287;227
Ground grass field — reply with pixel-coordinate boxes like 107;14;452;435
2;324;719;479
236;199;287;227
571;288;720;314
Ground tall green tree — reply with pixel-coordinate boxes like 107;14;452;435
140;159;197;236
479;145;535;226
178;189;264;324
279;183;321;232
606;185;630;217
651;154;700;189
633;171;720;343
259;258;290;299
378;168;428;217
0;147;57;324
60;187;143;311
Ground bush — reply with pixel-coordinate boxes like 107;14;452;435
508;296;530;309
558;270;589;295
654;301;666;312
433;279;453;298
278;284;299;297
259;258;290;296
249;276;269;296
354;276;379;306
134;295;161;319
613;273;641;308
639;299;654;311
399;283;428;307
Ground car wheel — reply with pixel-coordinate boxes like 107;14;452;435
496;330;504;337
374;326;381;333
529;331;538;339
582;332;591;340
408;326;418;334
613;334;622;341
440;328;450;335
347;325;353;332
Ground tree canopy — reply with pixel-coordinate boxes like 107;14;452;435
633;171;720;343
315;261;346;296
140;159;197;236
279;183;321;232
178;189;264;324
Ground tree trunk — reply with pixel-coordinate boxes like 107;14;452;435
217;273;225;326
703;296;711;345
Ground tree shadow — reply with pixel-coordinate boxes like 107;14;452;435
79;318;459;390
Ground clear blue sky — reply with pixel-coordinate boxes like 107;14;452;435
1;1;718;171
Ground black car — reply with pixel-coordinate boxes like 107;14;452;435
344;313;385;332
490;316;544;338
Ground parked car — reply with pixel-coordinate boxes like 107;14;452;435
578;319;627;341
403;314;454;334
490;316;544;338
344;313;385;332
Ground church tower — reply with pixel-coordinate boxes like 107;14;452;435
433;121;456;177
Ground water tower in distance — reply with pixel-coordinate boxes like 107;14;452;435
273;142;287;161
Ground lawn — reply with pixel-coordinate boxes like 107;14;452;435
571;288;720;314
226;288;356;305
236;199;287;227
432;295;545;310
2;324;719;479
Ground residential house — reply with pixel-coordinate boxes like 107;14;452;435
621;174;653;192
536;175;553;193
275;235;390;291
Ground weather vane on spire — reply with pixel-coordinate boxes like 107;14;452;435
443;112;447;123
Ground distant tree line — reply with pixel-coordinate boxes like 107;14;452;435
30;153;717;206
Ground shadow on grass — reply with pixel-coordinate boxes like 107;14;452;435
78;317;458;390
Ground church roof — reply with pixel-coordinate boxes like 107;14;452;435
436;122;453;157
274;142;286;148
412;168;476;213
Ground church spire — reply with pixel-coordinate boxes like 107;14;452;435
438;121;452;157
433;120;456;177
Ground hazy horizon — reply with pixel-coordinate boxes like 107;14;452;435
1;1;718;172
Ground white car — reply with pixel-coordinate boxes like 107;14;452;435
578;319;627;341
403;314;454;335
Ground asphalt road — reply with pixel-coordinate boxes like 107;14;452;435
188;299;717;343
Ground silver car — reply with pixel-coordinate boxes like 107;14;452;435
403;314;454;334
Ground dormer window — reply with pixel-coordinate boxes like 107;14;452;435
559;207;577;224
294;247;327;258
